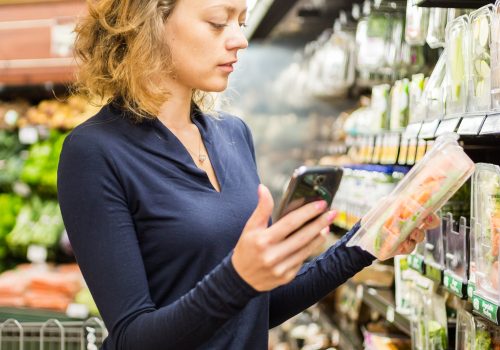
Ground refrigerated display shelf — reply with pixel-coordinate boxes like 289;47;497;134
362;287;411;335
0;307;79;323
417;0;494;8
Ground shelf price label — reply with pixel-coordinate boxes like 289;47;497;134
435;118;461;137
424;263;442;283
480;113;500;135
467;282;475;300
443;272;465;298
419;120;440;139
458;115;485;135
404;122;422;138
408;254;424;274
472;294;500;324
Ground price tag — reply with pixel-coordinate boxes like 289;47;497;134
443;271;465;298
435;118;461;136
419;120;440;139
18;127;39;145
472;294;500;324
386;305;395;323
480;113;500;135
404;122;422;138
27;245;47;264
66;303;90;319
458;115;486;135
424;263;442;283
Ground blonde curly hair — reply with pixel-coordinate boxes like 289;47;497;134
74;0;212;120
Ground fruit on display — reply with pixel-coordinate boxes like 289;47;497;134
18;95;98;130
348;134;474;260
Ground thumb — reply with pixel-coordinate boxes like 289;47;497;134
245;184;274;230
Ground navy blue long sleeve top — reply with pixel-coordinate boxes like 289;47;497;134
57;104;375;350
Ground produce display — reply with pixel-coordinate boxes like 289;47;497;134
456;309;475;350
473;164;500;303
424;49;447;120
347;133;475;260
6;196;64;258
423;214;445;281
444;215;469;298
409;73;426;124
446;15;470;117
475;320;500;349
390;79;410;130
20;130;67;195
469;5;494;113
0;130;25;190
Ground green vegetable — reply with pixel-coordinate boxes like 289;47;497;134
428;320;447;350
475;328;492;349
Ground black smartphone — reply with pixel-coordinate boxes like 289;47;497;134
275;165;343;221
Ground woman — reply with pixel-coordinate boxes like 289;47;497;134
57;0;437;349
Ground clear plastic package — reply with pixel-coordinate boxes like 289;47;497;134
446;15;471;118
443;214;469;298
410;276;435;350
425;49;447;120
427;8;448;49
423;293;448;350
347;133;475;260
473;319;500;348
409;74;427;124
384;11;405;74
395;255;413;315
492;0;500;111
390;79;410;131
423;215;445;283
472;164;500;310
405;0;429;46
371;84;391;131
455;308;475;350
468;5;494;114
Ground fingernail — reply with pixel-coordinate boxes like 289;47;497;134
315;200;327;211
327;210;337;222
320;226;330;237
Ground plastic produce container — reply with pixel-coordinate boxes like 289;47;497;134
468;5;494;114
405;0;429;45
446;15;471;118
371;84;391;130
492;0;500;111
423;215;445;282
473;164;500;306
443;214;469;298
427;8;448;49
390;79;410;130
409;74;427;124
425;49;447;120
347;133;475;260
455;309;475;350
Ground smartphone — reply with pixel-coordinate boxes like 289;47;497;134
275;165;343;221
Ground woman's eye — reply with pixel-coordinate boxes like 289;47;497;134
209;22;227;30
239;23;248;28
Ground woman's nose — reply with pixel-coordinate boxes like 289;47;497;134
226;25;249;51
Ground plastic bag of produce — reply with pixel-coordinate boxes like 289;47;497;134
347;133;475;260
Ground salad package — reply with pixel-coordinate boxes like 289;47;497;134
347;133;475;260
427;8;448;49
444;214;469;299
446;15;471;118
425;49;447;120
455;308;475;350
472;164;500;313
410;276;435;350
405;0;429;46
492;0;500;111
409;74;427;124
468;5;494;114
390;79;410;131
424;293;448;350
474;319;500;349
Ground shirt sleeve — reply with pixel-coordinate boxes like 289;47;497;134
268;222;375;328
57;132;259;350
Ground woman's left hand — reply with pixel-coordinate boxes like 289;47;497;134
389;213;441;258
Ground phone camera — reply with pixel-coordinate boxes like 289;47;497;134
314;175;326;186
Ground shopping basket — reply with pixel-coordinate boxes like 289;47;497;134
0;317;107;350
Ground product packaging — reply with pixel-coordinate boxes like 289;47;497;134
443;214;469;299
427;8;448;49
472;163;500;324
455;308;475;350
405;0;429;45
446;15;471;118
390;79;410;131
491;0;500;111
409;74;427;124
347;133;475;260
423;214;445;283
425;49;447;120
468;5;494;114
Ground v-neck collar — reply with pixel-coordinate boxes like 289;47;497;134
150;110;224;194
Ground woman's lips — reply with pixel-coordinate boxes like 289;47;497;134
218;64;234;73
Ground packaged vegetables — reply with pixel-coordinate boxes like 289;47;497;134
492;0;500;111
456;308;475;350
405;0;429;46
347;133;475;260
427;8;448;49
446;15;471;117
469;5;494;113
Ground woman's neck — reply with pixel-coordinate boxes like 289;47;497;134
157;81;194;131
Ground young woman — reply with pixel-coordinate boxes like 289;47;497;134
57;0;437;349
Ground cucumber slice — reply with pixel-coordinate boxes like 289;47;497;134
479;16;490;48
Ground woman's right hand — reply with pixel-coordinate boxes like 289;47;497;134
232;184;337;292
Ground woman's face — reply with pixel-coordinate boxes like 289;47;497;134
164;0;249;92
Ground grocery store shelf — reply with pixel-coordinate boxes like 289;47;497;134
362;287;411;335
416;0;494;8
0;307;79;323
317;307;364;349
